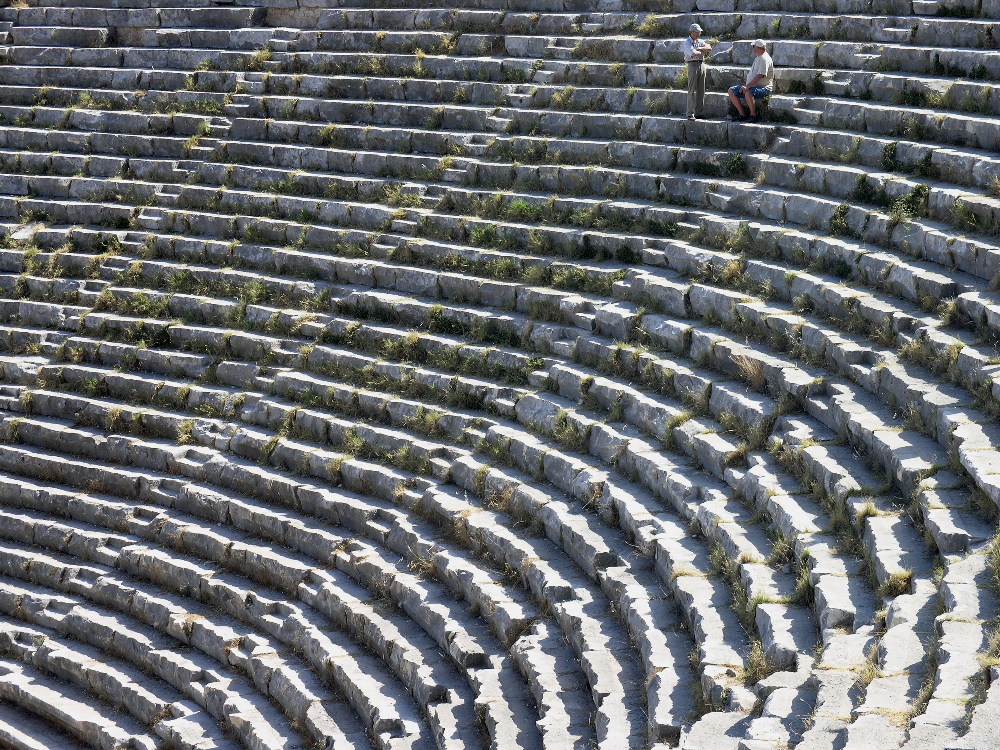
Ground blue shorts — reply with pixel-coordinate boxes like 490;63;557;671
730;85;771;98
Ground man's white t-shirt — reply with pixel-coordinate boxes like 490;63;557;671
746;52;774;88
682;35;710;62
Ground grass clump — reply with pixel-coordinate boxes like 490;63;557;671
829;203;861;239
636;14;668;36
879;569;913;598
176;419;195;445
245;46;273;71
742;639;779;685
553;410;590;452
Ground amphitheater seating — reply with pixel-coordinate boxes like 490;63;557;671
0;0;996;748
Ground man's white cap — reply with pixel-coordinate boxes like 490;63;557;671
689;23;703;32
752;38;766;48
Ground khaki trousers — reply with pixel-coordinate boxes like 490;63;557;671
686;60;706;117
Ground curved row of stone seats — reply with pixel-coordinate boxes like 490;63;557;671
0;95;992;346
432;472;705;745
0;214;980;584
0;376;676;748
1;194;992;556
256;23;1000;89
618;235;1000;500
17;19;996;137
0;502;481;750
6;66;993;269
24;0;236;6
0;72;989;288
290;336;916;750
0;290;872;744
0;178;980;740
310;268;992;744
0;5;267;31
0;695;92;750
0;145;994;398
312;0;998;19
231;32;1000;123
5;160;992;516
63;460;490;685
24;3;986;42
23;168;988;384
0;570;352;750
0;619;242;750
311;6;992;41
0;282;752;748
0;529;427;750
0;656;163;750
0;431;539;749
0;390;656;748
0;45;283;77
0;48;979;132
1;39;1000;185
520;358;940;740
3;62;988;218
0;414;534;656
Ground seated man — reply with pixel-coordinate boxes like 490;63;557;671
728;39;773;122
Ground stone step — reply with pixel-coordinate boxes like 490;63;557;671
0;695;91;750
949;668;1000;749
0;572;332;749
0;621;241;750
1;6;264;30
679;711;752;750
509;619;596;748
0;657;164;750
8;26;111;48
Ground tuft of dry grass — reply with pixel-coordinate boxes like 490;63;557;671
734;353;766;392
857;641;882;687
880;569;913;598
742;638;778;685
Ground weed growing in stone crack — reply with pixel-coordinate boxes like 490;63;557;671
742;639;779;685
552;410;590;453
244;46;272;72
878;569;913;598
176;419;195;445
857;640;883;688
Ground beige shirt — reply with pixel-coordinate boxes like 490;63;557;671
746;52;774;87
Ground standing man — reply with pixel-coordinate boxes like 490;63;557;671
728;39;773;122
683;23;711;121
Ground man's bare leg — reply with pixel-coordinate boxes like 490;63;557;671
729;88;746;117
